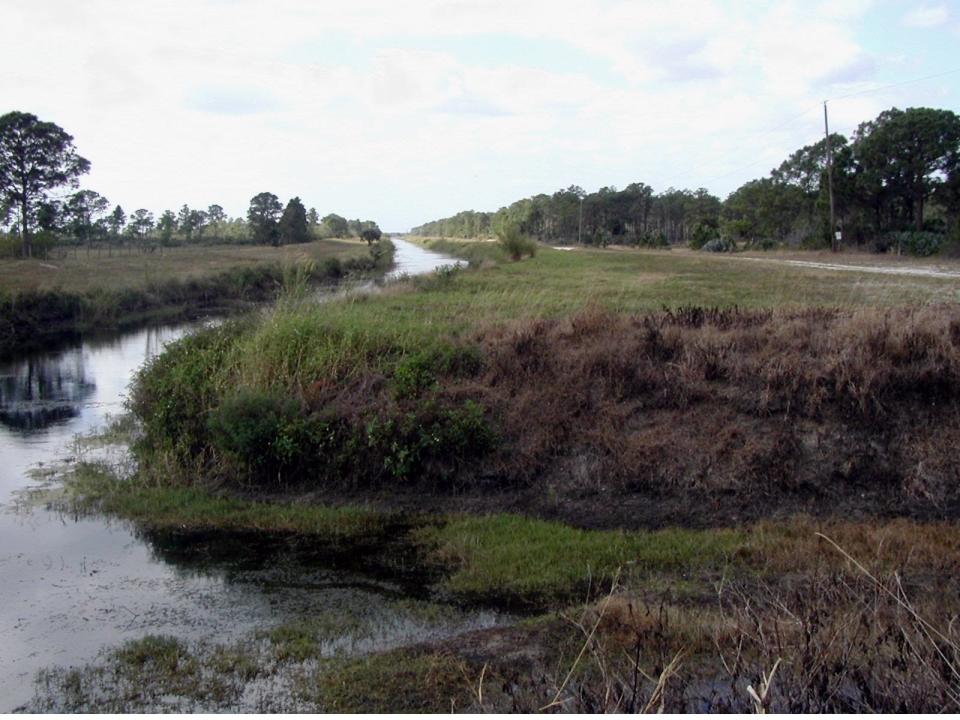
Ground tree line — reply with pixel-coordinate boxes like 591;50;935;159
0;111;380;258
412;106;960;254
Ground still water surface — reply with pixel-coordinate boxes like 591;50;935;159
0;238;480;710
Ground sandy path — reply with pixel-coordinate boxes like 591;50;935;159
732;256;960;279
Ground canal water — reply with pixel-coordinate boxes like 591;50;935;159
0;238;479;710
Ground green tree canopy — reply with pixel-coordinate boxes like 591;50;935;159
157;210;177;245
0;111;90;256
206;204;227;226
65;189;109;245
853;107;960;231
107;205;126;237
321;213;349;238
278;196;309;245
127;208;154;244
248;192;282;245
360;227;382;244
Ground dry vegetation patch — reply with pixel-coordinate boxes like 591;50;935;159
452;304;960;525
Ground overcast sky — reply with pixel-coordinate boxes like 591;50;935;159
4;0;959;231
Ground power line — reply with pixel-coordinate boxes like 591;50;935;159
664;68;960;193
825;67;960;103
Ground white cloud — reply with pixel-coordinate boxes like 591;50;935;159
0;0;950;230
902;4;949;28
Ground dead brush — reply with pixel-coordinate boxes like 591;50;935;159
541;574;695;713
711;544;960;712
464;304;960;511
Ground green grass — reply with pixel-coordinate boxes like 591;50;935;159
126;241;960;418
67;462;399;543
184;242;957;398
415;514;746;606
304;650;476;712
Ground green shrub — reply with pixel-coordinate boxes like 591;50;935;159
884;231;944;257
320;257;343;279
638;231;668;248
391;344;483;399
207;388;308;479
412;263;462;292
364;400;495;484
129;322;245;460
689;221;720;250
495;223;537;261
701;237;736;252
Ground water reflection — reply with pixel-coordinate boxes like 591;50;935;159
0;239;491;711
0;351;96;431
387;236;463;279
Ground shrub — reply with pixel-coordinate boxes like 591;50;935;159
365;400;495;484
638;231;668;248
412;263;462;292
884;231;944;257
701;237;736;252
320;257;343;280
689;221;720;250
391;343;483;399
495;223;537;261
130;322;245;460
207;388;307;480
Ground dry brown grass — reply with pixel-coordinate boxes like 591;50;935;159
436;304;960;523
0;239;365;294
535;558;960;712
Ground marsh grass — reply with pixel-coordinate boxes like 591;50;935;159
65;461;399;542
35;239;960;711
415;514;745;607
0;237;394;358
0;238;368;295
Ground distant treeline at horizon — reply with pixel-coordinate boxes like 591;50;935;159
411;106;960;254
0;190;382;258
0;110;384;259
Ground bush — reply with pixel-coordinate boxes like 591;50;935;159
689;221;720;250
391;343;483;399
412;264;461;292
365;400;495;483
701;237;736;252
130;322;246;460
638;231;668;248
883;231;944;257
319;257;343;280
495;223;537;261
207;389;307;480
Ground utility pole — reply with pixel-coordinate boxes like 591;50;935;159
823;101;837;252
578;196;583;245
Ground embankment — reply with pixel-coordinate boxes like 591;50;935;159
0;240;394;358
128;301;960;528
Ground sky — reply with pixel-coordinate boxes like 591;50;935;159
3;0;960;231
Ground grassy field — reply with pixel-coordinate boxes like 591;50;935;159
0;237;391;358
30;239;960;711
0;238;367;294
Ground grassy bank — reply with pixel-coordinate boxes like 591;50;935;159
33;463;960;710
60;459;960;611
126;279;960;525
0;238;368;294
0;237;394;357
29;240;960;711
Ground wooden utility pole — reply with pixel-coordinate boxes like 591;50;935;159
823;101;837;252
578;196;583;245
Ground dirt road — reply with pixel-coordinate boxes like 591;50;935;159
732;255;960;279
